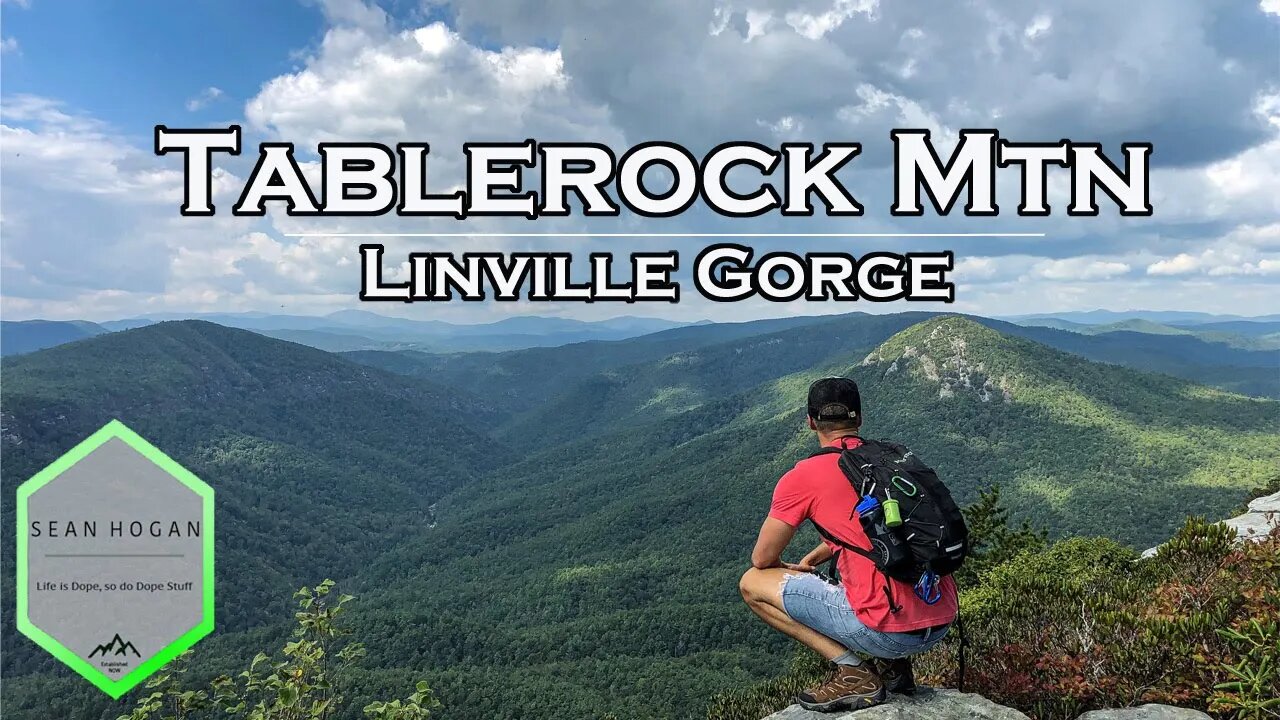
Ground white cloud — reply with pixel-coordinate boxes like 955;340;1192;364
2;0;1279;321
952;255;1043;284
169;232;358;293
244;20;614;169
1208;259;1280;276
785;0;878;40
954;256;1002;281
444;0;1277;166
1033;258;1131;281
0;95;250;309
185;86;224;112
1;96;188;198
1023;14;1052;41
1147;227;1280;277
1147;254;1200;276
1;37;19;54
317;0;388;30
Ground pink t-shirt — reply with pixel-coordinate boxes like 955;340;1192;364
769;436;958;632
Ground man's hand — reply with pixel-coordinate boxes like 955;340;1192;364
799;542;834;570
782;561;816;572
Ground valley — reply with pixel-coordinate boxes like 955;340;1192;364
1;312;1276;720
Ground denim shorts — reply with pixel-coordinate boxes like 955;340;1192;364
780;572;949;659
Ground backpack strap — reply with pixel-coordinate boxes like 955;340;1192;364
809;519;877;563
806;435;862;459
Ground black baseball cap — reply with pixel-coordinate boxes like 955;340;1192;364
807;376;862;422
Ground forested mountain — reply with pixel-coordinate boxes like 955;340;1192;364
2;315;1276;720
335;316;1276;718
351;313;1280;417
1007;310;1280;325
1;322;499;681
494;312;938;449
1015;315;1280;352
4;313;700;357
857;318;1278;538
1184;318;1280;339
1;319;107;355
983;315;1280;398
346;311;869;414
978;321;1280;399
98;311;699;353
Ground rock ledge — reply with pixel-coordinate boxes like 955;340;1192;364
762;689;1210;720
764;688;1029;719
1143;489;1280;558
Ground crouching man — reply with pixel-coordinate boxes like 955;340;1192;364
740;377;957;712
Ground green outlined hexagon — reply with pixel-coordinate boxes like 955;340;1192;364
16;419;215;699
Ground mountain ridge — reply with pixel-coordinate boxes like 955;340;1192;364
319;315;1277;717
0;319;108;356
2;320;503;680
2;315;1276;720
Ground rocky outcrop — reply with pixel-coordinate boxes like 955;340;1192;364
1223;490;1280;542
1143;489;1280;557
764;689;1029;720
861;320;1013;403
1076;705;1212;720
763;690;1210;720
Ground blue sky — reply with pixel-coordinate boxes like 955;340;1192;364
1;0;1277;322
2;1;323;134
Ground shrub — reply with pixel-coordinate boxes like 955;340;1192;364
706;520;1278;720
917;519;1279;720
117;580;440;720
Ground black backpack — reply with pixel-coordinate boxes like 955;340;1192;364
809;438;968;606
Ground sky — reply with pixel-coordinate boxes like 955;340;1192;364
1;0;1278;323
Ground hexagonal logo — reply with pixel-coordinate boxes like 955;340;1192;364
15;419;214;699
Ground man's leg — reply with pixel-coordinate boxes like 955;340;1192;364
739;567;887;711
738;567;848;660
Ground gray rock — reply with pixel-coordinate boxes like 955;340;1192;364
1223;508;1280;542
1216;489;1279;545
1248;490;1280;514
1075;704;1212;720
1142;489;1279;558
763;688;1031;720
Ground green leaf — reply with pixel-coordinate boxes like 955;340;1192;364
279;685;299;708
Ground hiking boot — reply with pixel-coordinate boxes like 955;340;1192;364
795;663;886;712
873;657;917;695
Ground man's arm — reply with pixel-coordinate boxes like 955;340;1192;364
751;517;816;571
800;542;834;568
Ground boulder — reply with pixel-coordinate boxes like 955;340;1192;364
1211;489;1280;545
1142;489;1279;558
763;688;1031;719
1075;704;1212;720
1249;490;1280;514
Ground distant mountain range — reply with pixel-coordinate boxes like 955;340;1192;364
1013;316;1280;350
0;320;108;355
1;311;701;356
7;309;1277;399
349;311;1280;401
7;309;1278;359
1003;309;1280;325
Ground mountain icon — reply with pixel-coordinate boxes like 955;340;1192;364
88;633;141;658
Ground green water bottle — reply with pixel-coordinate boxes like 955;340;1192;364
882;497;903;528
